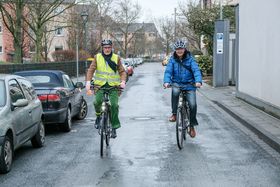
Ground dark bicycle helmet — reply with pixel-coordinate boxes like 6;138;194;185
174;39;187;49
101;39;112;46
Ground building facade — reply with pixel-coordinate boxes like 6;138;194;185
0;1;74;63
237;0;280;117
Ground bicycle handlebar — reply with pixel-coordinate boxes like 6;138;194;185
170;83;195;88
96;86;122;92
164;83;196;89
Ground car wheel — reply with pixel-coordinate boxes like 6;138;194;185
0;135;13;174
62;107;72;132
31;121;45;148
76;98;88;120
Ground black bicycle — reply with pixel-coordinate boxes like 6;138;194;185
97;86;120;157
171;84;192;150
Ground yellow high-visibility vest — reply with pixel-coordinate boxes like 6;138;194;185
94;53;120;86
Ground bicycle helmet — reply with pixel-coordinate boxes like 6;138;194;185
174;39;187;49
101;39;112;46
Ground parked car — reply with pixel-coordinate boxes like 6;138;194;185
122;59;134;76
0;74;45;174
14;70;88;132
162;55;170;66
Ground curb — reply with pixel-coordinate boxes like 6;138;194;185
212;100;280;154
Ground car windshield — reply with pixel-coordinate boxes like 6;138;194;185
0;80;6;107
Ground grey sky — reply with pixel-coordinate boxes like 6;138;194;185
138;0;182;22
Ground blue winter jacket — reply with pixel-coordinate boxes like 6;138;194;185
163;51;202;91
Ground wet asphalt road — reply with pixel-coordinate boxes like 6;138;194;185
1;63;280;187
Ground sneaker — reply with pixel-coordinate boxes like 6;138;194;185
169;114;176;122
189;126;196;138
111;128;117;138
95;116;101;129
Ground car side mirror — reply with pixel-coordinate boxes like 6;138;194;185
12;99;29;110
75;82;84;89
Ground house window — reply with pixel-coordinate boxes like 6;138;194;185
29;44;35;53
0;46;2;53
149;33;155;37
55;46;63;51
55;27;63;36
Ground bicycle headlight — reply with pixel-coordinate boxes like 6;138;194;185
101;102;106;111
179;96;183;105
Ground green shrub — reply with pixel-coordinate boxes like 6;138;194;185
52;50;76;62
195;55;213;75
191;49;203;56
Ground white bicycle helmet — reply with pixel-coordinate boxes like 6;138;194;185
174;39;187;49
101;39;112;46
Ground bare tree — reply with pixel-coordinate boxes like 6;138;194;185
23;0;76;62
109;0;142;58
66;0;114;56
157;17;174;55
89;0;114;55
0;0;26;63
177;2;201;52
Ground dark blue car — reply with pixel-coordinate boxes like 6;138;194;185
14;70;88;132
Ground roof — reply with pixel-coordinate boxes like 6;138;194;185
127;23;158;33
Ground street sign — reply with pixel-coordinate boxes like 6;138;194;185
217;33;224;54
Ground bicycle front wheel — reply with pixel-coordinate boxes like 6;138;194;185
105;111;111;146
100;113;106;157
176;107;185;150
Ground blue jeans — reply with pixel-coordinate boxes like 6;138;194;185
171;86;198;126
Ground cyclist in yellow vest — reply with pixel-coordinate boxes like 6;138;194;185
86;39;127;138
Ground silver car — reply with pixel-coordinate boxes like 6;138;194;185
0;74;45;174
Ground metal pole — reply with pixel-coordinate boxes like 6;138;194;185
219;0;223;19
83;22;88;73
174;8;177;39
76;30;79;82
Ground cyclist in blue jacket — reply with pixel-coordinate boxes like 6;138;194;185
163;39;202;138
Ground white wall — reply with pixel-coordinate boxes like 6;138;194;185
239;0;280;108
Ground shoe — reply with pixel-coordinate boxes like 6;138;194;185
169;114;176;122
111;128;117;138
189;126;196;138
95;116;101;129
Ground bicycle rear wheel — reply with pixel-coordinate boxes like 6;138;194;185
176;107;185;149
105;111;111;146
100;113;106;157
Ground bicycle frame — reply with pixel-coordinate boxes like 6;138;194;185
170;84;192;149
97;86;119;157
178;91;190;128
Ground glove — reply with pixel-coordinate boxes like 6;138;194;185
120;81;126;89
195;82;202;88
86;81;92;95
86;89;93;95
163;83;170;88
86;81;91;91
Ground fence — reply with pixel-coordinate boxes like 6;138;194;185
0;61;88;77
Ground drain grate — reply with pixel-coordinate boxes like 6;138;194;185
131;116;155;121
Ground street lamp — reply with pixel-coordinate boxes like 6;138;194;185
81;11;89;73
81;11;88;51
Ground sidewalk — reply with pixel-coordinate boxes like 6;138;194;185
199;84;280;154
